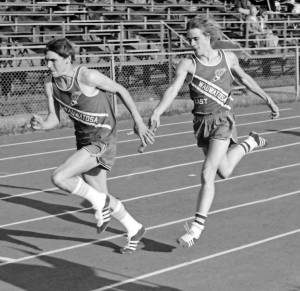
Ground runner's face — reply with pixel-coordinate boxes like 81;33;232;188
45;50;69;77
187;28;211;55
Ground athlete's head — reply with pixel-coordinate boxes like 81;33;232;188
45;38;75;62
44;38;75;78
186;16;222;52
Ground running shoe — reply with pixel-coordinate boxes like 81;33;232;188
95;195;111;234
249;131;268;148
120;225;146;254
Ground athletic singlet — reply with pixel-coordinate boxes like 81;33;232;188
52;66;116;144
189;50;234;115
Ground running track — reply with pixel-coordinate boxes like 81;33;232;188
0;102;299;291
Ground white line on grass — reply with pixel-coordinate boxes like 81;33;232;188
0;189;298;266
1;160;300;229
93;228;300;291
0;108;292;149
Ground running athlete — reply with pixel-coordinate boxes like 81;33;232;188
149;16;279;247
30;38;154;254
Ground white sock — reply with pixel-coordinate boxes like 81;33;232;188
112;200;142;237
189;212;206;239
72;177;106;211
190;222;204;239
240;136;257;153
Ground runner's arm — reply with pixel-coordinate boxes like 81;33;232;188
150;59;191;127
227;52;279;118
82;68;154;145
30;78;60;130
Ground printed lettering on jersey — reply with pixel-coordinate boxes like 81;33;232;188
194;98;208;105
191;75;230;108
211;68;227;82
54;97;112;129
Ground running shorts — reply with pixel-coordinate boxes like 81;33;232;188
193;110;238;148
77;138;116;171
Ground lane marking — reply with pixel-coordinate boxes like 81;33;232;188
0;256;15;263
1;160;300;228
94;228;300;291
0;132;300;200
0;108;296;267
0;108;292;149
0;189;298;266
0;114;299;162
1;131;300;180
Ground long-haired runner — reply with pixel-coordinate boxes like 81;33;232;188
149;16;279;247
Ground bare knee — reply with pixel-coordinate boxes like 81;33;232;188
217;168;232;179
201;166;217;185
217;170;229;179
51;170;68;190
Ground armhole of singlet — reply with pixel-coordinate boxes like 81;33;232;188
188;55;197;85
74;65;83;85
222;50;235;81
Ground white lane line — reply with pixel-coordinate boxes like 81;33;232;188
94;228;300;291
3;122;299;164
0;256;15;263
1;128;300;180
0;114;299;162
1;160;300;229
1;133;300;200
0;189;298;266
0;108;292;149
2;127;300;199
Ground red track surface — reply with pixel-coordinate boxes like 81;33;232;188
0;103;299;291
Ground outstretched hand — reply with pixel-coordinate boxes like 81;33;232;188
137;120;158;153
134;121;156;153
270;103;280;119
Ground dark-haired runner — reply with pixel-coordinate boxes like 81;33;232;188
31;38;154;254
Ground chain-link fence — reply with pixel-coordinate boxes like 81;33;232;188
0;47;299;120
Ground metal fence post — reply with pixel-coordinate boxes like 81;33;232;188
296;46;299;101
167;30;173;84
110;54;118;116
160;21;165;53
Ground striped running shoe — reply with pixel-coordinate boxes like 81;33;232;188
249;131;268;149
120;226;146;254
177;223;202;248
95;195;111;234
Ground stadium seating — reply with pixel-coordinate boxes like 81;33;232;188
0;0;299;118
0;0;299;62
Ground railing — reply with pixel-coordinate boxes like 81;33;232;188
0;47;298;121
1;18;300;49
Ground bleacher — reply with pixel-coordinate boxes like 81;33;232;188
0;0;231;54
0;0;299;117
0;0;299;56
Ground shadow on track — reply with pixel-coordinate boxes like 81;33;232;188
267;129;300;137
0;253;182;291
